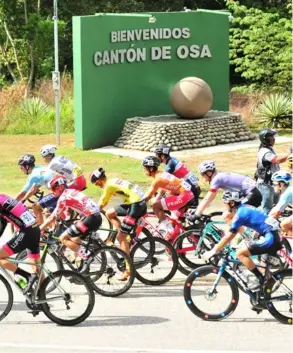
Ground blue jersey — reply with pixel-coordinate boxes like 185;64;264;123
276;185;292;212
230;204;279;235
22;166;55;193
165;157;198;186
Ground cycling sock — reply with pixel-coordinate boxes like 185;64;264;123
251;268;264;282
15;267;30;281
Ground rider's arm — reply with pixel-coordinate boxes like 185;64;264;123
215;212;243;252
21;185;40;202
39;213;57;232
264;151;289;164
16;175;35;201
15;191;26;201
269;191;290;219
195;190;218;216
143;182;159;202
214;230;238;252
269;206;282;219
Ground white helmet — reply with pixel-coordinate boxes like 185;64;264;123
40;144;57;157
198;160;216;173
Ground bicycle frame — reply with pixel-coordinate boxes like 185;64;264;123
1;241;70;306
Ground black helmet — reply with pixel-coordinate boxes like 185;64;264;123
89;168;106;183
259;128;277;145
154;144;171;155
18;154;35;166
142;156;161;169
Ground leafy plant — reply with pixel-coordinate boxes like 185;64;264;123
254;93;292;128
20;97;50;120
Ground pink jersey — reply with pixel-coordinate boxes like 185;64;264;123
0;194;36;229
53;189;100;219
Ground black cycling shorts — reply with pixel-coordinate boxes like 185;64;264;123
115;201;147;234
3;225;40;258
248;230;282;256
242;187;262;208
67;213;102;238
190;185;201;206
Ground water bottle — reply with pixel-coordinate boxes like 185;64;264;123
15;275;27;289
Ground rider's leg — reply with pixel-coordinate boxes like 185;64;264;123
237;247;263;280
106;208;121;230
32;203;44;224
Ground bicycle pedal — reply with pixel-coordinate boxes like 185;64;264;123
27;309;41;316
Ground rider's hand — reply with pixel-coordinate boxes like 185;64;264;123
202;247;217;263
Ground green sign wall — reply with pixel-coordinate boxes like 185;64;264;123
73;10;230;150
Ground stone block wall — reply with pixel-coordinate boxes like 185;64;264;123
114;111;256;151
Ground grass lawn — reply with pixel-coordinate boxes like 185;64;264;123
0;133;291;203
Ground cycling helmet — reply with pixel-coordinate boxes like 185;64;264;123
18;154;35;166
271;171;292;184
40;144;57;157
142;156;161;168
154;144;171;155
259;128;277;145
48;175;67;189
222;191;244;203
89;168;106;184
287;154;293;169
198;160;216;174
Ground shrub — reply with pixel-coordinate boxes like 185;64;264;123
254;93;292;128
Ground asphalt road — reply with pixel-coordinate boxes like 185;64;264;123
0;202;291;353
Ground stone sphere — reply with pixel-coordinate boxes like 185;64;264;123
170;77;213;118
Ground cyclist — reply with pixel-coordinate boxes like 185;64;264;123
195;160;262;219
40;145;86;191
16;154;57;224
203;191;282;293
141;156;194;240
269;171;292;237
90;168;146;278
0;193;41;295
255;129;290;214
39;176;102;270
154;143;201;205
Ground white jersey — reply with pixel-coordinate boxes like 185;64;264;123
48;156;83;180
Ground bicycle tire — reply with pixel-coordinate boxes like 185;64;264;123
131;237;178;285
279;238;292;269
0;273;13;321
174;230;216;275
264;269;293;325
38;270;95;326
87;246;135;297
184;265;239;321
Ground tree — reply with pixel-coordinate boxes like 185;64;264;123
228;0;292;92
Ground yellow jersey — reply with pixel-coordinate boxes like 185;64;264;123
98;178;145;207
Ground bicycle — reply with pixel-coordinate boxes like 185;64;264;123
17;220;135;298
0;232;95;326
183;252;292;325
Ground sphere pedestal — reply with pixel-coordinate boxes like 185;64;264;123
114;111;256;152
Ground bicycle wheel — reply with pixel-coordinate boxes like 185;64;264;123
174;230;216;275
278;238;292;269
38;270;95;326
184;265;239;321
98;212;114;242
86;246;135;297
0;273;13;321
131;237;178;285
265;269;293;325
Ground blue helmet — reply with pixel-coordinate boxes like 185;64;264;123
271;171;292;184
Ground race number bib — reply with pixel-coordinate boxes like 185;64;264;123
180;180;191;191
265;217;279;230
185;172;199;185
242;176;256;188
133;185;145;199
20;210;36;227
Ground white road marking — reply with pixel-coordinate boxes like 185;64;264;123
0;343;281;353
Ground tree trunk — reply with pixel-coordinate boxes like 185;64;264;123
3;22;24;81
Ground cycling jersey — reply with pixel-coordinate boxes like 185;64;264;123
147;171;191;197
230;204;279;235
165;157;199;186
22;166;55;192
99;178;145;207
52;189;100;218
0;194;36;229
48;156;83;181
210;172;256;194
275;185;293;212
